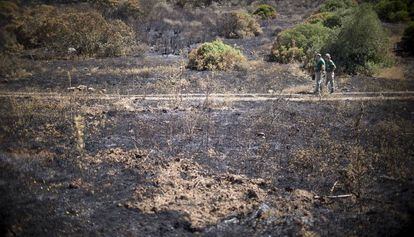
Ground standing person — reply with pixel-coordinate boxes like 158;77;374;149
314;53;325;95
325;53;336;93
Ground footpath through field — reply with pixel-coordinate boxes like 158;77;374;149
0;91;414;102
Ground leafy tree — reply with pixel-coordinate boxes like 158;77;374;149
324;4;391;74
375;0;411;22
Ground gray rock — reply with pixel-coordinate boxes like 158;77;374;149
77;85;87;91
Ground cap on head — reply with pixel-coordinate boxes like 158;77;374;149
316;53;321;57
325;53;331;59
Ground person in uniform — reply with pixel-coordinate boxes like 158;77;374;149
314;53;325;95
324;53;336;93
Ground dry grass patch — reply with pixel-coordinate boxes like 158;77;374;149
374;65;406;80
131;158;268;228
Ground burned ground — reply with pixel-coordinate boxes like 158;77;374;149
0;96;413;236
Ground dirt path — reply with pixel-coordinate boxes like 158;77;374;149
0;91;413;102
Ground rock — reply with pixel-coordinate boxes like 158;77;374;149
268;89;274;94
258;203;270;213
76;85;87;91
100;89;107;94
67;47;77;54
249;203;273;220
87;87;96;92
257;132;266;138
67;87;76;92
223;217;239;225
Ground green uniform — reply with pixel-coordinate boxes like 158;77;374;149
326;59;336;72
325;59;336;93
315;58;325;72
314;58;325;94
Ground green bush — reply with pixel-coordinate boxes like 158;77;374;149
401;21;414;55
270;46;305;64
319;0;357;12
221;11;262;39
305;12;334;24
324;4;391;74
305;12;342;28
8;5;139;57
253;4;277;19
323;13;342;28
188;39;246;70
375;0;411;22
270;23;334;63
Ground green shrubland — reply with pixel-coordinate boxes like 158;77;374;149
253;4;277;19
188;39;246;70
270;23;333;63
375;0;413;22
272;2;392;74
324;4;391;74
305;12;342;28
319;0;357;13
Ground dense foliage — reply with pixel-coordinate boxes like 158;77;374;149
270;23;333;63
272;2;392;74
188;39;246;70
305;12;342;28
375;0;413;22
253;4;277;19
324;4;391;74
401;21;414;55
319;0;357;12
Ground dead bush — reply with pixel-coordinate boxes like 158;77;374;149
92;0;142;20
141;1;219;54
0;53;31;79
342;145;374;197
0;1;23;52
220;11;262;39
5;4;142;58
